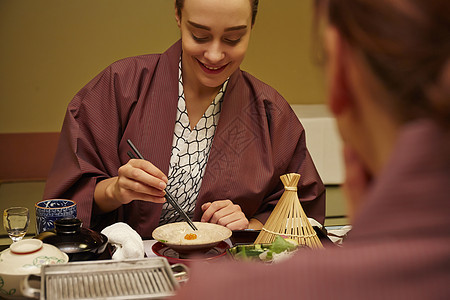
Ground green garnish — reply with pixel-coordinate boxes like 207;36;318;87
229;236;299;262
269;235;297;254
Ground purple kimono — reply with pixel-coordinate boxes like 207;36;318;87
43;40;325;238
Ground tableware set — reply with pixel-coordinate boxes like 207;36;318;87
2;160;317;298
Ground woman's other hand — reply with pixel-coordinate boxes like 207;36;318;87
94;159;168;213
201;200;249;230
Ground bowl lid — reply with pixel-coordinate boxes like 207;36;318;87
34;218;108;256
0;239;68;275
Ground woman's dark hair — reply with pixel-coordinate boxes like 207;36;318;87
175;0;259;26
315;0;450;128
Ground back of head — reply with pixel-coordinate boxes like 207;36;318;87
318;0;450;129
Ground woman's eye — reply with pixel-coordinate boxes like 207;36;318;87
224;37;241;45
192;34;209;42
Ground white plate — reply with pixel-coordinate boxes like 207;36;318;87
152;222;232;254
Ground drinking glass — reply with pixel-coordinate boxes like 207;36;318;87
3;207;30;242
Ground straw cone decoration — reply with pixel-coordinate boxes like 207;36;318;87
254;173;323;249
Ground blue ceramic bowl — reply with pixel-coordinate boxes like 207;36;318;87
35;199;77;234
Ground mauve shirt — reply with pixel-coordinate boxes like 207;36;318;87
172;119;450;300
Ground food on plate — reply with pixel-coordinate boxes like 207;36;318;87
184;233;198;240
228;235;305;263
153;222;230;245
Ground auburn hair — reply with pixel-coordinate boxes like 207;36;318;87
316;0;450;128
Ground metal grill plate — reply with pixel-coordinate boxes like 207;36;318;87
39;258;179;299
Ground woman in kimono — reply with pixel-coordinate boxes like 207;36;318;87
44;0;326;238
172;0;450;298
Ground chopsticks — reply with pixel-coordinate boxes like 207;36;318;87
126;139;198;231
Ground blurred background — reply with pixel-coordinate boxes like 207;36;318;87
0;0;346;243
0;0;325;133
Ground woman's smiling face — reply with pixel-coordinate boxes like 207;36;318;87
176;0;252;90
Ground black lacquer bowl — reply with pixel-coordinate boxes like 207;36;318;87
34;218;108;261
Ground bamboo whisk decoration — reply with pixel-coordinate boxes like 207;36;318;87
254;173;323;249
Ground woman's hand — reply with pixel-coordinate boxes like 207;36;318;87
113;159;168;204
201;200;249;230
94;159;168;213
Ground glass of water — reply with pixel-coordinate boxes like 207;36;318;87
3;207;30;242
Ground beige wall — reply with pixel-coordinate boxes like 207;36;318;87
0;0;326;133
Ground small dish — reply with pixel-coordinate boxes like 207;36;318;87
152;222;232;254
152;241;230;265
230;229;261;245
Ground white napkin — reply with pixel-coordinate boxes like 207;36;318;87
101;222;145;260
307;217;323;228
326;225;352;246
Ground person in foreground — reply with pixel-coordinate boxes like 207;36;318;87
172;0;450;298
43;0;325;238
